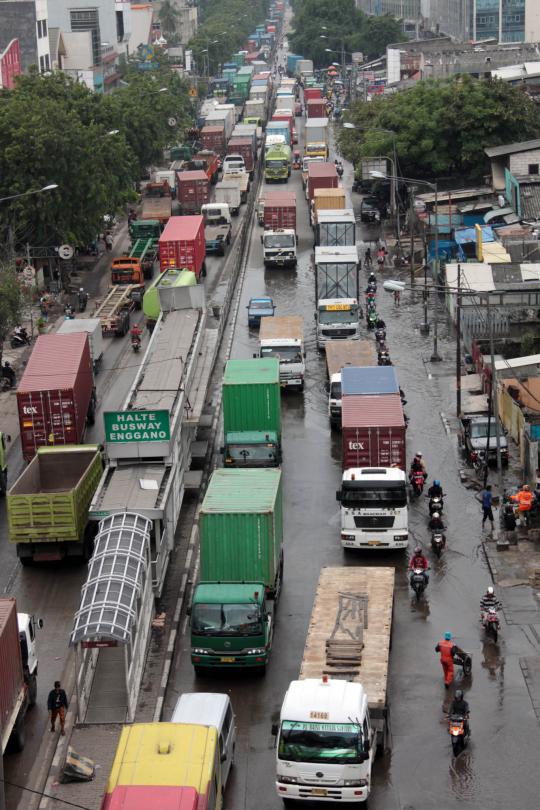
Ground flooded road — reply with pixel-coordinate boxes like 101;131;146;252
164;97;540;808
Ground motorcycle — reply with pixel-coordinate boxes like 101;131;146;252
64;305;75;320
410;567;428;600
335;162;344;178
410;469;426;497
374;327;386;347
428;494;444;515
378;351;392;366
431;531;446;557
366;311;378;330
482;606;500;643
131;337;141;353
448;714;469;757
10;328;30;348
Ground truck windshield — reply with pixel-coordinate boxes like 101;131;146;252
266;160;287;169
341;482;407;509
319;308;358;324
330;381;342;399
264;234;294;248
226;443;278;464
278;721;363;764
470;421;495;439
191;603;263;636
261;346;302;364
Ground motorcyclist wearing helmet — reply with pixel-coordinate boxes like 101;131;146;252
410;451;427;480
409;545;429;583
480;586;502;618
510;483;534;513
429;511;445;532
449;689;470;734
368;272;376;284
428;480;443;499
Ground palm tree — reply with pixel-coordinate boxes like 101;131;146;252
159;1;180;41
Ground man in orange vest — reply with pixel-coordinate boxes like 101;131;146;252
435;631;458;688
510;484;533;513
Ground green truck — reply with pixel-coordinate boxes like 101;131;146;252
130;237;158;280
264;143;292;182
129;218;161;242
7;445;103;564
190;468;283;672
221;358;282;467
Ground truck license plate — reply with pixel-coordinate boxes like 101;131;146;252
311;788;327;797
368;540;381;546
220;656;236;663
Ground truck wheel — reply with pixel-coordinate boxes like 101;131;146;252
27;673;37;707
201;262;207;278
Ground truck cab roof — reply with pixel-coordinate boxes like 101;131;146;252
281;679;367;725
342;467;406;482
193;582;266;604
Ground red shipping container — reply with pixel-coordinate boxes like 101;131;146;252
263;191;297;231
342;394;406;471
17;333;95;462
200;125;226;157
304;88;322;101
307;99;327;118
307;163;338;202
227;137;255;173
267;24;276;33
159;215;206;278
0;599;24;746
176;170;210;213
252;73;269;83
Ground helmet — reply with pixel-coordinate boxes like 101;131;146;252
432;512;440;519
416;451;423;457
454;689;464;701
444;631;452;640
80;287;84;292
487;586;494;595
414;546;422;555
434;480;440;487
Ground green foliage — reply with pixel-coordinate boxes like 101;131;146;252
289;2;404;65
0;71;194;248
339;75;540;182
0;264;25;344
188;0;269;76
159;0;180;43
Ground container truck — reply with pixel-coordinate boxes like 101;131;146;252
204;108;234;140
306;98;327;118
215;180;242;215
223;169;249;204
7;445;103;563
200;124;226;156
0;598;40;754
159;215;206;278
95;285;137;337
314;246;360;349
227;137;255;177
263;191;296;230
187;150;221;184
17;333;96;462
141;182;172;224
302;155;325;188
176;170;210;214
337;466;408;550
264;143;292;181
272;110;294;143
305;118;329;159
287;53;302;75
245;98;266;125
307;162;338;202
258;316;305;390
326;340;376;426
221;358;281;467
57;319;104;375
311;187;346;226
342;393;406;471
109;257;145;305
274;566;394;803
201;202;232;255
190;467;283;671
296;58;314;78
304;87;322;101
266;120;291;146
262;228;297;268
316;209;356;247
231;123;259;153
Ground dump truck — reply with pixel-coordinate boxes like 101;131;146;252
190;468;283;672
95;285;137;336
0;598;40;753
325;340;376;426
221;358;282;467
274;566;394;804
7;445;103;563
258;316;305;391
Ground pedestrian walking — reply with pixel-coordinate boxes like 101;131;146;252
48;680;68;735
105;232;113;252
435;632;458;688
393;289;401;306
481;484;494;530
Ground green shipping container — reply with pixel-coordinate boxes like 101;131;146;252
237;66;254;77
223;358;281;438
232;53;245;67
199;468;283;592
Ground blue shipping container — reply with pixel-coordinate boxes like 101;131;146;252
341;366;399;397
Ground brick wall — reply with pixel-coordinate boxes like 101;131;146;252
509;149;540;177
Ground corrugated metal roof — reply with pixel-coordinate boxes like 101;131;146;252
518;181;540;220
485;139;540;158
224;358;279;385
342;394;404;428
201;468;281;513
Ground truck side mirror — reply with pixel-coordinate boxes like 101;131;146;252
271;723;279;736
336;491;342;502
324;381;329;393
37;618;44;630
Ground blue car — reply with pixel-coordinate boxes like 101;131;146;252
247;296;275;328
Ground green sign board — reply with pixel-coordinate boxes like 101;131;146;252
104;410;171;444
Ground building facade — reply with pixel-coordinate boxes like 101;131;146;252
421;0;536;43
0;0;51;73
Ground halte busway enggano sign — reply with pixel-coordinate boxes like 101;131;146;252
104;410;171;443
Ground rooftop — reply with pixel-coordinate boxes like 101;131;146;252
485;139;540;158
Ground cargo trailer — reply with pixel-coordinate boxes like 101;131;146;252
158;215;206;278
342;393;406;470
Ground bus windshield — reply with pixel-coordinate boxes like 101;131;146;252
278;721;363;764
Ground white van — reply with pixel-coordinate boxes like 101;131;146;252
172;692;237;787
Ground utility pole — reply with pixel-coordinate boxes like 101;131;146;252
456;263;462;417
409;185;416;284
487;295;504;504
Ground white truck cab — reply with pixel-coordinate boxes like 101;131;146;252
275;678;374;803
258;316;305;391
223;154;246;174
316;298;360;348
201;202;232;225
262;228;297;267
337;467;408;550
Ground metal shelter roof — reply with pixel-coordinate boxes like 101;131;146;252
70;512;151;646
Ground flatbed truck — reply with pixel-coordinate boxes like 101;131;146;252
258;316;305;391
326;340;376;426
94;285;138;336
274;566;394;804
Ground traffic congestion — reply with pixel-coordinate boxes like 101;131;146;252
1;2;540;810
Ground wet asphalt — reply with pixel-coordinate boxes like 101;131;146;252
163;108;540;809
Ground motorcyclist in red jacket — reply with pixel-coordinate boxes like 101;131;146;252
409;545;429;584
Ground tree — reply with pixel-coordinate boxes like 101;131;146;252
340;75;540;182
159;1;180;44
358;15;405;61
0;263;26;362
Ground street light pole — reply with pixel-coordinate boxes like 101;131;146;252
0;184;58;204
487;295;504;504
